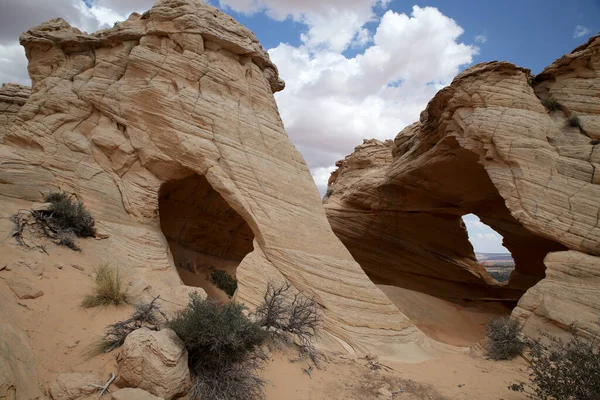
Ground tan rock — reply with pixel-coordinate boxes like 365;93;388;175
0;83;30;137
0;0;442;359
325;35;600;340
6;260;44;277
111;388;164;400
116;328;191;399
49;373;99;400
7;276;44;299
0;317;43;399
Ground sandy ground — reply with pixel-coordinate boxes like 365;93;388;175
0;196;530;399
378;285;511;346
263;346;529;400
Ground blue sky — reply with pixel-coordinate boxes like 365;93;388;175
0;0;598;253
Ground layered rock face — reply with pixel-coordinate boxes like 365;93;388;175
326;35;600;339
0;0;440;360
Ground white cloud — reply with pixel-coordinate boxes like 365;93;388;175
474;34;487;44
462;214;509;253
270;6;477;172
573;25;591;39
311;166;337;195
219;0;388;51
0;43;29;85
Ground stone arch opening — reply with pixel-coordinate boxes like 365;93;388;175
158;174;254;300
326;138;570;345
463;214;515;283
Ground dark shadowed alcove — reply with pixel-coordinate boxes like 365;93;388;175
158;174;254;299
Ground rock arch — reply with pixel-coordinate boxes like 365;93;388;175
158;174;254;299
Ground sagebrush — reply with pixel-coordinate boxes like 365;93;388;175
541;98;563;111
510;328;600;400
82;264;128;308
209;268;238;297
485;317;525;360
169;294;268;400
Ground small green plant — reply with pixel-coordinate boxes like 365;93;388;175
541;98;563;111
82;264;128;308
567;114;582;128
209;268;238;297
169;294;268;400
485;317;525;360
88;296;164;357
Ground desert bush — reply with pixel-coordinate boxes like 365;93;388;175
169;294;268;400
82;264;128;308
509;328;600;400
541;98;563;111
527;332;600;399
255;281;320;349
485;317;525;360
209;268;237;297
44;192;96;237
567;114;582;128
89;296;164;356
13;191;96;251
325;187;334;197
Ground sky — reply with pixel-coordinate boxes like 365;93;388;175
0;0;598;253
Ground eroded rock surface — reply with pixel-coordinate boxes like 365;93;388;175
326;35;600;339
0;0;439;359
0;84;30;135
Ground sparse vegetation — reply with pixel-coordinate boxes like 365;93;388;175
509;326;600;399
541;98;563;111
88;296;164;356
82;264;128;308
209;268;238;297
169;294;268;400
12;191;95;251
591;139;600;145
485;317;525;360
488;269;511;282
255;281;320;350
325;187;334;197
567;114;583;128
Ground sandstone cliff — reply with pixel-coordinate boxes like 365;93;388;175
325;35;600;341
0;2;444;384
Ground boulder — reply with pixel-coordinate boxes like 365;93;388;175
49;373;99;400
111;388;164;400
7;276;44;299
325;35;600;340
6;260;44;277
116;328;190;399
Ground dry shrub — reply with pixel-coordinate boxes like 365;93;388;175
82;264;128;308
486;317;525;360
88;296;164;357
255;281;320;350
169;294;268;400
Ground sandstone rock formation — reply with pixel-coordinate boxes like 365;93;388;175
0;0;441;359
7;276;44;299
325;34;600;340
0;84;30;131
117;328;191;399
